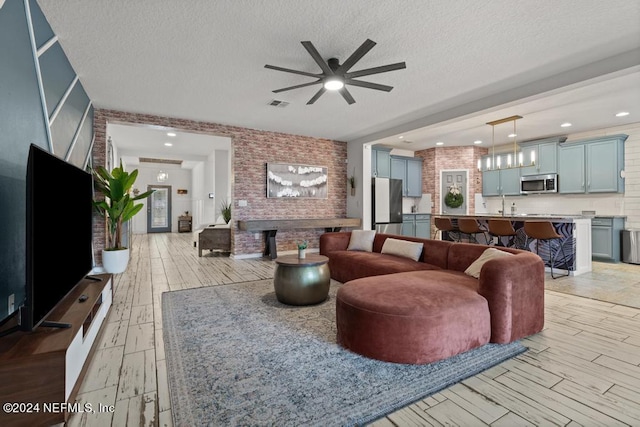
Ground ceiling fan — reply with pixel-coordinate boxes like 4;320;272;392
265;39;406;105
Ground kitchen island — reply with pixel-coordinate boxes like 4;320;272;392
435;214;592;276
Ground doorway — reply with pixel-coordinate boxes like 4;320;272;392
147;185;172;233
441;170;468;214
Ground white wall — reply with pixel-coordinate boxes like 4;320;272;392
346;141;365;224
214;149;230;220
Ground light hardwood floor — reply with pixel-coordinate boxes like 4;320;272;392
67;233;640;426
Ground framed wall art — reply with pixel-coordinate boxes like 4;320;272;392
266;163;328;198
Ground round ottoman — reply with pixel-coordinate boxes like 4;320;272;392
336;271;491;364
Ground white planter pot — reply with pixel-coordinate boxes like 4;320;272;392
102;248;130;274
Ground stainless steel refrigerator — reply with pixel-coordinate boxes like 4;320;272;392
372;177;403;234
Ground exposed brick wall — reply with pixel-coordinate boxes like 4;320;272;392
92;109;347;257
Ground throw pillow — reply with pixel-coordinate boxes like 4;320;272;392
380;238;423;262
464;247;514;278
347;230;376;252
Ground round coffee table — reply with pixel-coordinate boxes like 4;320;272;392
274;254;330;305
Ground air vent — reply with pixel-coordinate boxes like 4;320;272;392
268;99;290;108
402;140;414;144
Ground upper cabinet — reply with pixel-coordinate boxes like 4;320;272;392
406;158;423;197
518;136;566;176
391;155;423;197
558;134;627;194
481;153;521;197
371;146;391;178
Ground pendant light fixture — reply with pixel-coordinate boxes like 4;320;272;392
481;115;534;171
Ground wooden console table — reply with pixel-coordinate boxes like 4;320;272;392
237;217;361;259
198;226;231;256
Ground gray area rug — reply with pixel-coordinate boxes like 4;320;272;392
162;279;526;426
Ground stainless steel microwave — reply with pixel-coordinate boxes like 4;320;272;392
520;173;558;194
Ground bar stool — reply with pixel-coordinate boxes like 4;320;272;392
523;221;570;279
432;217;460;241
457;218;489;244
488;219;517;248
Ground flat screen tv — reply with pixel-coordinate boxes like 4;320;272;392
23;144;94;331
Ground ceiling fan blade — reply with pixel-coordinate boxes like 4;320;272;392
307;87;327;104
265;64;322;79
337;39;376;73
345;79;393;92
273;80;322;93
339;87;356;105
301;41;333;75
345;62;406;79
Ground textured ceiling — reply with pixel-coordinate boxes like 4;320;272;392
37;0;640;153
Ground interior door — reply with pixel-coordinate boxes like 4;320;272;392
147;185;172;233
441;170;467;214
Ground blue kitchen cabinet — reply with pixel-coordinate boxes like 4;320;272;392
481;154;520;196
391;155;423;197
372;147;391;178
401;214;431;238
482;169;501;196
500;167;521;196
587;138;625;193
592;217;625;262
415;214;431;239
390;156;405;182
406;158;423;197
558;143;586;193
402;214;415;237
518;137;565;176
558;134;627;194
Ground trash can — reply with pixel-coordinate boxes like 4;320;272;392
622;229;640;264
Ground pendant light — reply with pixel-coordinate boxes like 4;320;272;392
483;115;534;171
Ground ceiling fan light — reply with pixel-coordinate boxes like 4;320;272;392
324;77;344;91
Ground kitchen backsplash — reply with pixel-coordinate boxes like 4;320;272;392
481;193;625;216
402;194;432;213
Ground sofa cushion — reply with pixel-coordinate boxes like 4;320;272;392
372;234;452;268
448;242;520;272
347;230;376;252
464;247;514;278
380;237;423;261
326;250;440;283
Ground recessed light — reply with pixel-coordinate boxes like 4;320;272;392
167;132;177;137
508;133;517;138
473;140;482;144
398;136;404;139
616;111;630;117
435;141;444;146
560;122;572;128
164;142;173;147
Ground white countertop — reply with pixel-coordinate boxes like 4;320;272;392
436;213;587;223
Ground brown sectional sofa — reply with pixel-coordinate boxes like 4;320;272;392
319;232;545;364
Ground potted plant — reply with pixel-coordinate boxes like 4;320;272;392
92;163;154;273
297;240;308;259
220;199;231;224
